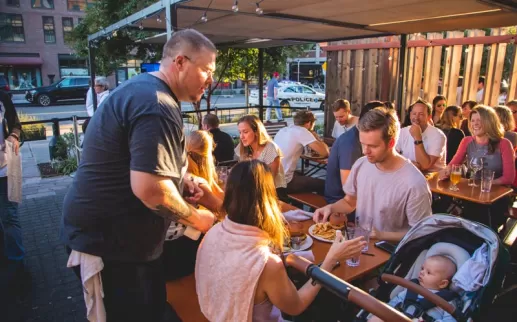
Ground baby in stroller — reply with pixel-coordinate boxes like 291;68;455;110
368;255;460;322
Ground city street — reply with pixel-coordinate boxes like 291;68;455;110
15;95;250;119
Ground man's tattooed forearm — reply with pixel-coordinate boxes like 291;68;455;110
154;204;193;223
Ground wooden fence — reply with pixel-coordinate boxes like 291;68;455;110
323;28;517;135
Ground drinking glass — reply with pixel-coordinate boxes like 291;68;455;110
356;216;373;252
216;166;228;186
449;165;462;191
345;220;360;267
468;157;484;187
481;169;495;193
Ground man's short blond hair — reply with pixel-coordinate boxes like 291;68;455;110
332;99;351;112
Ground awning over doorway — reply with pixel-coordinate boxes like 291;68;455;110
0;57;43;66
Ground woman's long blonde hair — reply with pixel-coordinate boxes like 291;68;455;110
187;130;218;189
494;105;516;132
237;115;272;160
469;105;504;153
223;160;288;250
439;105;462;131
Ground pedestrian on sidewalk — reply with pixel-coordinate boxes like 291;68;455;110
61;29;217;322
0;90;24;268
265;72;284;123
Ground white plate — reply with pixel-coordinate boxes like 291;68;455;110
308;224;341;243
283;235;313;253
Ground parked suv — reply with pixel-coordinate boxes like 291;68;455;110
0;75;12;98
25;76;90;106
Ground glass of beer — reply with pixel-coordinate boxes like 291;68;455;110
449;165;462;191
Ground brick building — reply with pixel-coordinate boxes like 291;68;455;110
0;0;93;91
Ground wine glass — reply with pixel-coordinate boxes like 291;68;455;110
468;157;483;187
449;164;462;191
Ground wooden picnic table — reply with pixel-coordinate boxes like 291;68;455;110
281;202;390;282
426;173;513;205
166;201;390;321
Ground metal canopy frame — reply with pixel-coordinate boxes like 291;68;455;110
86;0;517;116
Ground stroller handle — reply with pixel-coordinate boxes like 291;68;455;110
286;255;412;322
381;274;455;315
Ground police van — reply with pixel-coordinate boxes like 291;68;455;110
249;83;325;110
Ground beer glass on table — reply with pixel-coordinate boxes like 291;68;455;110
449;164;462;191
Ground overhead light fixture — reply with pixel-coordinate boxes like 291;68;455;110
139;22;144;30
156;15;162;23
368;9;501;26
245;38;272;44
232;0;239;13
201;12;208;23
255;2;263;15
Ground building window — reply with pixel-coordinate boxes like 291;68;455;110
67;0;96;12
0;13;25;42
32;0;54;9
42;16;56;43
7;0;20;7
62;17;73;41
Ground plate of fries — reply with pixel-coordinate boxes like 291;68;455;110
308;222;345;243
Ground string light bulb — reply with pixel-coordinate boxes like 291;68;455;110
232;0;239;12
201;12;208;23
112;30;117;37
255;2;263;15
139;22;144;30
156;15;162;23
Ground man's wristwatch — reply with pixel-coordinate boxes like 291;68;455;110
414;140;423;145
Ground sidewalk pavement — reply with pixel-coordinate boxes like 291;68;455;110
1;142;84;322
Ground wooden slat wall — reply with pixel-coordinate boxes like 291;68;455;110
442;31;464;106
508;44;517;102
485;28;507;106
351;49;365;116
365;49;378;102
324;50;339;137
462;29;486;104
323;28;514;135
388;48;400;103
402;34;426;123
423;33;443;102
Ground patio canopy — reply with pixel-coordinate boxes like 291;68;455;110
88;0;517;48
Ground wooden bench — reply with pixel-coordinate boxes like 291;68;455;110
264;121;287;139
288;192;328;210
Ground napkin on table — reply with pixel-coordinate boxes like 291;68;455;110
282;209;313;222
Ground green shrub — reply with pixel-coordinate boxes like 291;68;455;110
51;130;79;175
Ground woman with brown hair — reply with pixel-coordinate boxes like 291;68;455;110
196;160;365;321
438;105;465;164
460;100;477;136
432;95;447;126
494;105;517;149
439;105;515;229
235;115;286;190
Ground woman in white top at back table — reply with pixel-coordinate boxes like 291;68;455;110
235;115;287;192
85;76;110;117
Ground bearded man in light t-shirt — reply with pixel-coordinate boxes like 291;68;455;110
274;110;329;194
397;98;446;172
314;108;431;242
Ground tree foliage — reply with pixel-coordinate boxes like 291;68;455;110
215;45;311;84
66;0;163;75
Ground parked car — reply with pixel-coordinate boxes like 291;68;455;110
25;76;90;106
249;83;325;110
0;75;12;98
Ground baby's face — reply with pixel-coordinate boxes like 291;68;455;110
418;258;451;290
